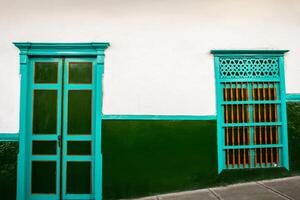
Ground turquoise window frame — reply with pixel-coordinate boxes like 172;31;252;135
13;42;109;200
212;50;290;173
286;93;300;102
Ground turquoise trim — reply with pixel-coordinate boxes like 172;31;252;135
220;78;281;82
279;56;289;170
15;44;29;200
14;42;109;200
211;50;289;55
0;133;19;141
223;122;282;127
27;57;63;200
102;115;217;120
221;100;281;105
286;93;300;102
214;56;224;174
62;57;96;199
223;144;283;149
212;50;290;173
94;50;105;200
13;42;110;56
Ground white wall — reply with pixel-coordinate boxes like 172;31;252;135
0;0;300;132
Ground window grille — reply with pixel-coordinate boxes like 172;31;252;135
212;50;289;173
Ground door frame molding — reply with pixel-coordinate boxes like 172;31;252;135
14;42;110;200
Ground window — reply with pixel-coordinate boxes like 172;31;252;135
212;50;289;173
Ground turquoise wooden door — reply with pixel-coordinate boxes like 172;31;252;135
27;57;96;200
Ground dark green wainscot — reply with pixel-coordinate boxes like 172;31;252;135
0;142;18;200
102;104;300;199
1;103;300;200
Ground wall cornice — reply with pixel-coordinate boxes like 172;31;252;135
13;42;110;56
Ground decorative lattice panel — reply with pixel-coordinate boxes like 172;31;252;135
219;58;279;79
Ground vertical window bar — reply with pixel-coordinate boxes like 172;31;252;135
230;83;235;167
268;82;274;166
247;82;251;167
241;82;246;167
257;83;263;167
235;82;241;167
252;82;257;167
274;83;279;165
224;83;229;168
263;82;268;165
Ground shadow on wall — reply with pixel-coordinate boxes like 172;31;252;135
0;103;299;200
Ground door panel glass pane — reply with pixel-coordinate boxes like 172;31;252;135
32;161;56;194
69;62;92;84
33;90;57;134
67;141;91;155
68;90;91;135
66;161;91;194
32;141;57;155
35;62;58;83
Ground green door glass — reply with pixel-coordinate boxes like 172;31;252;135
28;58;95;200
34;62;58;83
66;161;91;194
33;90;58;134
67;90;92;135
32;161;57;194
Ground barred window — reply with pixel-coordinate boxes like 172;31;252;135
212;50;289;173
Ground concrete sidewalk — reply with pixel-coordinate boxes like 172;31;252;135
132;176;300;200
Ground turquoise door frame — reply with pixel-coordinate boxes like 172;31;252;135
14;42;110;200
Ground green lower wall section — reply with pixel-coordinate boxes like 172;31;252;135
103;102;300;199
102;120;218;199
286;103;300;171
0;142;18;200
0;103;300;199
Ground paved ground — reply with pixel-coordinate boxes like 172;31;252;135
132;176;300;200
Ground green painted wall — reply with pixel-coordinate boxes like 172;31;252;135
102;103;300;199
102;120;218;199
102;111;300;199
0;103;300;199
0;142;17;200
286;103;300;171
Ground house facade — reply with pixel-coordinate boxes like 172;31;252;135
0;0;300;200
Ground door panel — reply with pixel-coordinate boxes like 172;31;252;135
67;90;92;135
28;57;95;200
31;161;57;194
67;141;91;155
32;90;58;134
68;62;93;84
66;161;91;194
32;141;57;155
34;62;59;84
62;58;95;199
28;58;63;200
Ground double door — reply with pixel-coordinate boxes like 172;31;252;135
27;57;96;200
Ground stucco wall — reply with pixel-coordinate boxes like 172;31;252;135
1;0;300;132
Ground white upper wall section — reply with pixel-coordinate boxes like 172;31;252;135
0;0;300;132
